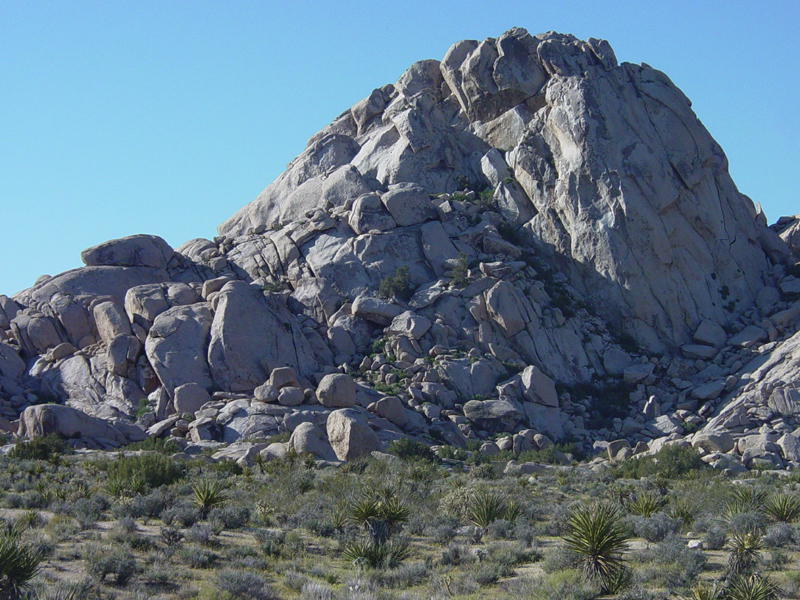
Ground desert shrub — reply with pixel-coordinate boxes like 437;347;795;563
763;522;793;548
216;569;279;600
71;497;107;529
510;570;600;600
300;581;335;600
86;547;136;585
116;489;170;519
541;545;579;573
110;529;155;551
186;523;214;545
374;561;429;588
180;546;218;569
615;444;705;479
450;253;469;288
440;543;474;567
636;534;706;589
625;513;681;543
284;570;309;592
124;437;180;454
160;502;199;527
10;434;70;462
704;526;727;550
386;439;437;463
209;504;250;530
486;518;513;539
424;515;459;545
103;453;184;494
725;510;767;535
377;266;411;300
160;525;184;548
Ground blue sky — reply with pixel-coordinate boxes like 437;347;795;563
1;1;797;296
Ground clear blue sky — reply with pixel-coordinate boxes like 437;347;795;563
1;1;797;296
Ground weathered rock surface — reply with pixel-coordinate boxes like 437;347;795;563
326;408;380;460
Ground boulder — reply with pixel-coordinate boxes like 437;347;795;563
93;301;131;346
208;281;318;391
348;192;396;234
326;408;380;460
520;366;559;407
81;234;174;270
277;386;305;406
387;311;431;340
145;304;214;395
480;148;511;188
18;404;129;446
691;430;735;454
173;383;211;416
374;396;408;429
693;320;727;348
463;399;522;432
290;422;337;461
316;373;356;408
351;296;403;326
269;367;299;390
380;182;437;226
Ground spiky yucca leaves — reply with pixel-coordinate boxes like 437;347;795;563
666;496;699;529
468;490;508;529
348;493;409;545
563;503;631;591
192;479;227;519
681;582;724;600
340;538;411;568
725;486;770;517
626;490;663;517
727;528;763;577
0;530;41;597
725;575;780;600
763;493;800;523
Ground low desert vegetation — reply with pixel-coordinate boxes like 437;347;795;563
3;437;800;599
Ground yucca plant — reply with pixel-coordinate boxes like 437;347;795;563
763;492;800;523
340;538;411;568
0;531;42;597
727;486;770;513
725;574;780;600
192;479;227;518
666;496;699;529
680;582;724;600
626;490;663;517
563;503;631;592
727;528;763;577
348;494;409;545
468;490;508;529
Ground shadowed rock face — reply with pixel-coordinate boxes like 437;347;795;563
217;28;779;351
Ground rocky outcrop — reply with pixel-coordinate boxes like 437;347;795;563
1;28;799;469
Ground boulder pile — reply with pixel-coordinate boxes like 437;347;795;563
1;28;799;473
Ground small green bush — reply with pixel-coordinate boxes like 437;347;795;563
386;439;437;463
615;444;705;479
377;266;411;300
10;434;70;462
101;453;184;496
